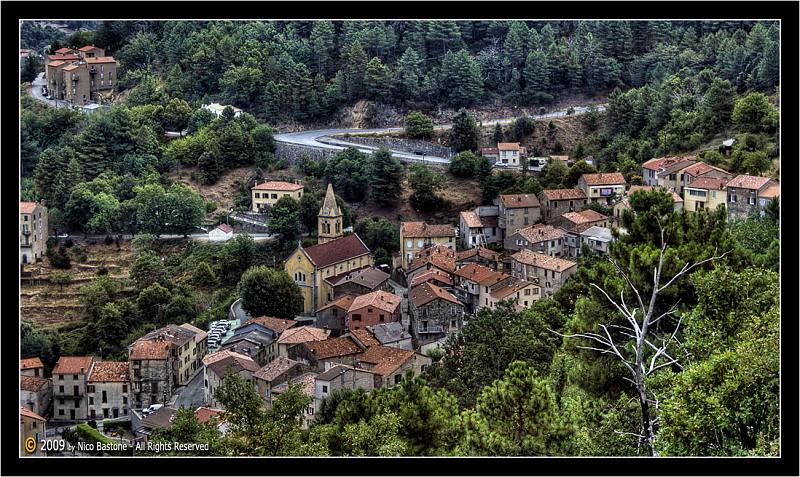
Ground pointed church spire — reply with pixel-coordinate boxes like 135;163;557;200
318;183;343;244
320;183;341;217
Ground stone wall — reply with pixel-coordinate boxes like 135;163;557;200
275;142;337;164
334;136;451;158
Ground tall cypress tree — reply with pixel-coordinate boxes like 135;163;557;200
369;148;404;207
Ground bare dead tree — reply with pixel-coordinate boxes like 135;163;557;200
551;222;730;456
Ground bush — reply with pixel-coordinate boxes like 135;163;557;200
405;111;434;139
205;200;218;214
104;235;114;246
48;246;71;269
76;423;130;456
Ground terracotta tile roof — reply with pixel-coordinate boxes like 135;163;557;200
89;361;129;382
628;185;683;203
315;295;355;313
52;356;93;375
251;180;303;191
317;364;372;381
194;407;225;425
272;372;317;397
179;323;208;341
253;356;301;382
306;336;363;360
456;246;500;263
20;357;44;370
328;267;389;289
479;147;499;155
203;350;259;378
759;183;780;199
490;278;536;300
21;375;49;392
500;194;540;208
277;326;331;345
409;268;454;288
641;155;696;171
78;45;98;52
498;142;523;151
560;209;607;225
581;172;626;186
348;290;402;314
47;53;79;61
360;346;416;376
21;406;46;422
141;406;178;429
242;316;297;335
214;223;233;234
85;56;116;63
511;249;577;272
687;176;729;191
683;162;728;177
129;339;171;360
454;263;502;285
409;282;460;307
55;47;74;54
47;60;66;68
303;234;371;268
541;189;587;201
549;155;570;162
660;160;698;175
350;329;382;348
408;250;457;275
516;224;568;243
726;175;772;190
63;64;79;72
20;202;38;214
460;210;483;228
401;222;456;238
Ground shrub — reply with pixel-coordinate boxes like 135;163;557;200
205;200;218;214
104;235;114;246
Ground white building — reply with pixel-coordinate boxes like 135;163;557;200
209;224;234;242
579;226;614;254
203;102;243;118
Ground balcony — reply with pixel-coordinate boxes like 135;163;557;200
417;325;444;334
54;389;84;398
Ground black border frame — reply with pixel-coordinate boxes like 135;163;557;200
3;2;797;476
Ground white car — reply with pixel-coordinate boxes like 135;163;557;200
142;404;163;416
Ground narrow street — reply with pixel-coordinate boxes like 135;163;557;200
170;370;206;410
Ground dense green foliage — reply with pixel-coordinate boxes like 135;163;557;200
238;265;304;319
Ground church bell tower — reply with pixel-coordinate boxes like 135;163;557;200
317;183;343;244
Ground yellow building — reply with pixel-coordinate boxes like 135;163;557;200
318;183;343;245
20;406;46;456
683;176;729;213
400;222;456;270
285;234;373;316
251;180;304;213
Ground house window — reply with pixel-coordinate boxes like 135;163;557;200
352;314;361;322
87;385;95;393
271;193;278;199
59;409;65;416
102;390;108;403
417;240;424;248
73;374;78;380
123;396;128;405
322;385;328;393
379;314;385;322
394;374;402;385
748;196;755;205
59;385;64;393
255;193;260;199
123;384;128;393
89;397;94;405
406;240;413;249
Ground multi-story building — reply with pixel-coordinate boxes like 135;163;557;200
20;407;47;457
680;162;732;192
725;175;779;221
510;249;577;297
497;142;526;167
553;209;609;234
497;194;541;237
52;356;95;422
315;295;355;337
504;224;568;257
128;324;207;409
757;182;780;217
328;267;391;300
203;350;260;409
276;326;330;359
683;177;730;213
46;49;118;105
538;189;588;223
483;278;540;311
346;290;403;331
87;361;130;420
459;208;501;248
577;173;626;205
455;246;501;271
20;375;52;419
400;222;456;270
406;245;457;285
452;263;509;314
20;201;48;265
253;357;305;404
641;156;695;187
655;159;699;193
251;180;304;213
613;185;684;223
408;282;464;343
579;226;615;254
20;358;45;378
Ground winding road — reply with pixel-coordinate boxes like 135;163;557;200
275;104;606;164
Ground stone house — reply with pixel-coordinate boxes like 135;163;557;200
20;201;48;265
497;194;541;237
358;346;431;389
655;159;700;193
504;224;569;257
641;156;695;187
346;290;403;331
87;361;130;420
405;245;457;285
203;350;260;409
277;326;331;358
220;328;275;367
577;173;626;205
483;278;540;311
303;335;366;372
453;263;508;314
681;162;732;192
726;175;779;220
315;295;355;337
328;267;391;300
400;222;456;270
683;177;729;213
52;356;94;422
455;246;501;270
408;268;454;290
21;358;45;378
510;249;578;297
757;183;780;217
250;180;304;213
539;189;588;223
409;282;464;343
314;364;377;409
270;373;318;429
20;407;47;457
553;210;609;258
21;375;52;418
253;356;306;404
366;322;413;350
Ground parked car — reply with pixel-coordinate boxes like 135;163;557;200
142;404;163;416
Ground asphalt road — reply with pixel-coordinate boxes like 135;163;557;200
171;369;206;410
275;104;607;164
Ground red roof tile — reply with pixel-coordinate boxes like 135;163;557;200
253;356;302;382
20;202;38;214
203;350;260;377
129;339;171;360
511;249;577;272
47;60;65;68
516;224;568;243
560;209;607;224
360;346;416;376
409;269;454;288
683;162;728;177
759;183;780;199
52;356;93;375
21;375;49;392
21;406;46;422
277;326;331;345
89;361;129;382
726;175;772;190
490;278;537;300
401;222;455;238
348;290;402;314
581;172;626;186
315;295;355;313
306;336;363;360
272;372;317;397
409;282;460;307
500;194;540;209
85;56;116;63
20;357;44;370
242;316;297;334
454;263;501;284
350;329;382;348
303;234;371;268
456;246;500;263
541;189;587;201
78;45;99;52
642;155;696;171
460;211;483;228
498;142;523;151
55;47;73;54
214;223;233;234
686;177;729;191
251;180;303;191
194;407;225;425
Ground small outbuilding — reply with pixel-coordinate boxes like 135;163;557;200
209;224;234;242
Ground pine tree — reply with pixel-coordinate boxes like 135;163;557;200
342;40;368;101
493;122;504;143
364;57;393;101
394;47;423;103
439;49;484;108
504;21;530;68
523;50;552;104
369;148;404;207
449;108;480;152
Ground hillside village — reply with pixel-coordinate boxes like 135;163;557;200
19;19;781;458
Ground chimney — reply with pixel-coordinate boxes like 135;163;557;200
80;367;84;374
